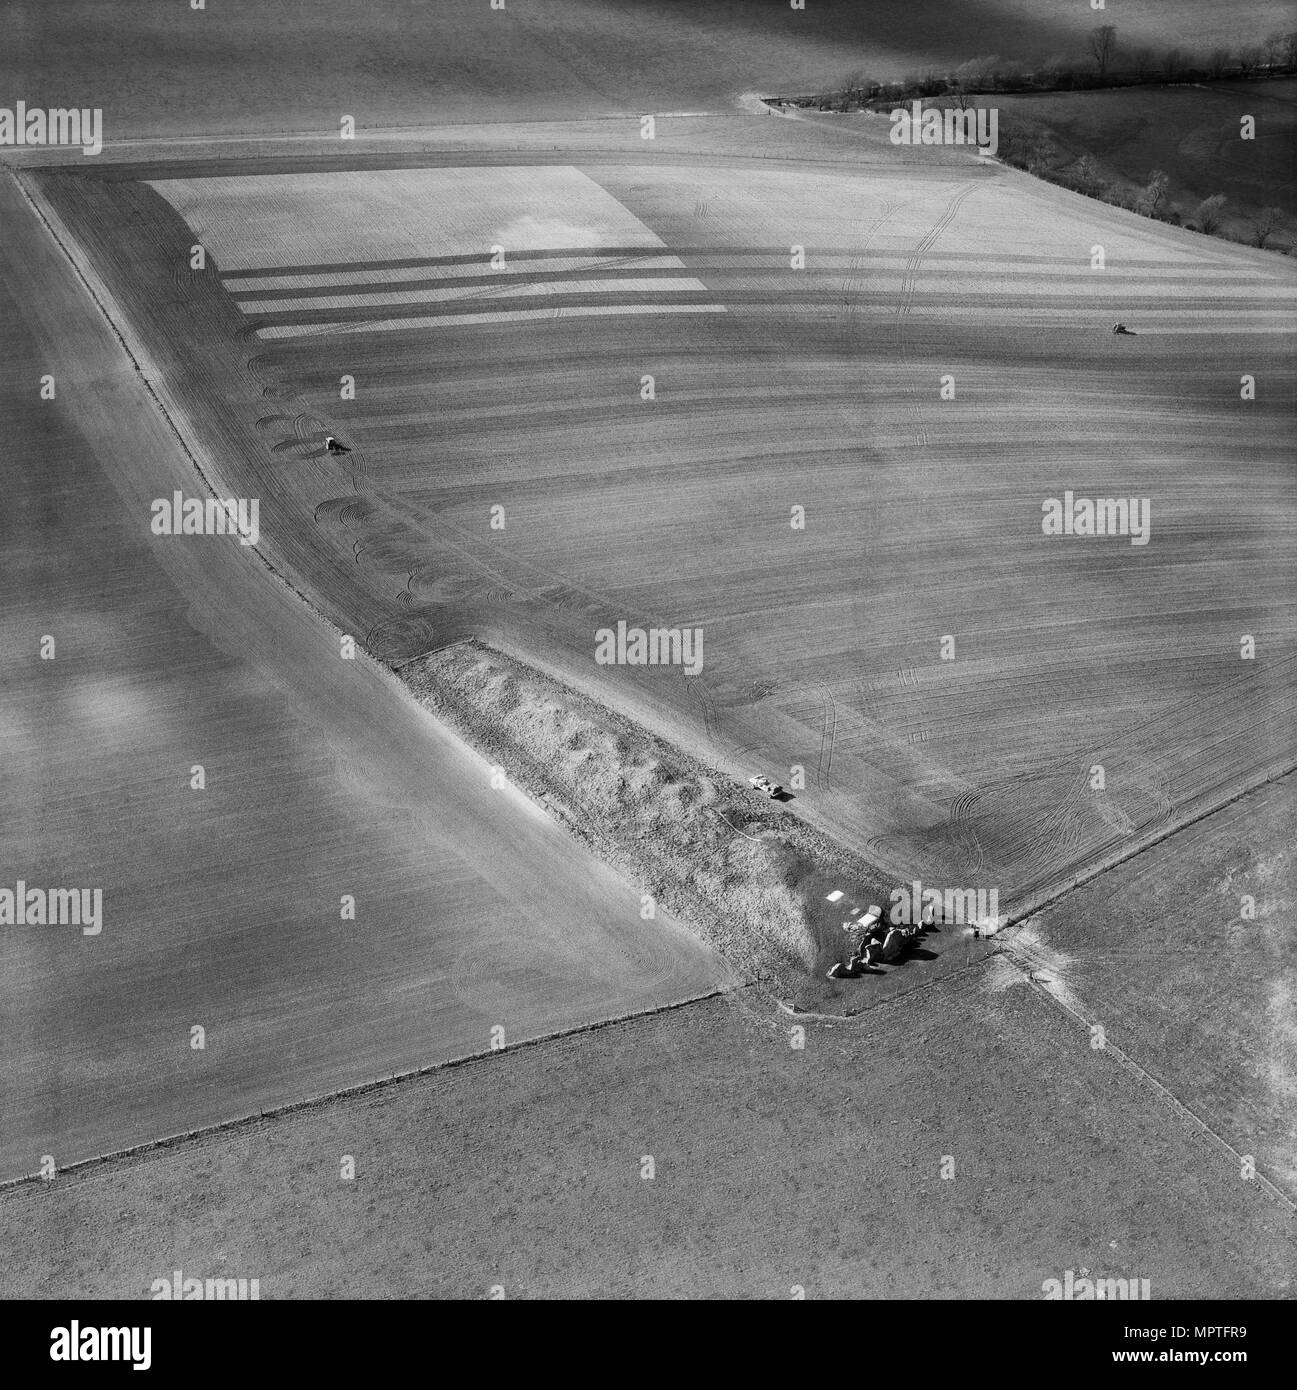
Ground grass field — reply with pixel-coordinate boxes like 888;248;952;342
992;83;1297;245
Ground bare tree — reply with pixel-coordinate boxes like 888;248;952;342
1208;47;1231;80
954;54;1000;90
1284;32;1297;68
993;59;1025;90
1194;194;1228;234
1090;24;1118;76
1022;129;1057;174
1142;169;1170;214
1131;46;1155;80
1252;206;1284;248
1237;44;1263;78
1164;47;1185;80
1262;32;1285;69
1075;154;1100;188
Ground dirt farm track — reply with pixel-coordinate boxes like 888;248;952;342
1;0;1294;1302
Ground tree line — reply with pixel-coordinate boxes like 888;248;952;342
796;26;1297;108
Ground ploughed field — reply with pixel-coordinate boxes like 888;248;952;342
0;171;733;1181
3;0;1281;140
4;974;1292;1298
36;143;1297;925
6;0;1295;1296
1010;773;1297;1200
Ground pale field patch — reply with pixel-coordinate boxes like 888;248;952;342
151;166;709;277
152;167;721;335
